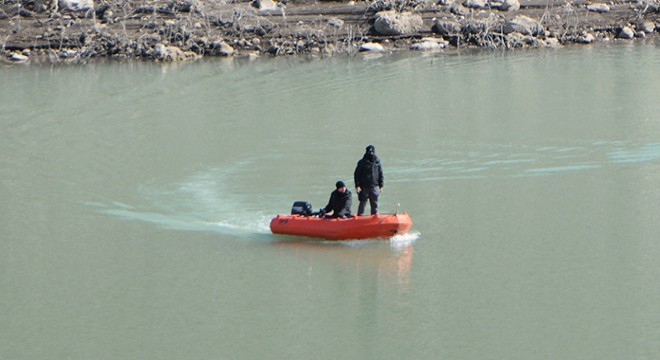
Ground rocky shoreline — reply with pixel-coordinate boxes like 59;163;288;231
1;0;658;63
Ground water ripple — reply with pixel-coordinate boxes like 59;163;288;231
93;159;276;238
608;143;660;164
391;141;660;183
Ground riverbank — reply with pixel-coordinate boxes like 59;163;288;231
1;0;658;63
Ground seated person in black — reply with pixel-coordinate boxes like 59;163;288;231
319;181;352;218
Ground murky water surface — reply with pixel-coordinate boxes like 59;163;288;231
2;44;660;359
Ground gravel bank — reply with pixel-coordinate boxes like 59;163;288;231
1;0;658;63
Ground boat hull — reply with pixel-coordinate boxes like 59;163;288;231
269;213;413;240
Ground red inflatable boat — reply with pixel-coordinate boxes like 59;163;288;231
270;212;413;240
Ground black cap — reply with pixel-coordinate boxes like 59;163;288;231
366;145;375;153
336;181;346;189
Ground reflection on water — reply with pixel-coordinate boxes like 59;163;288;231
272;234;416;293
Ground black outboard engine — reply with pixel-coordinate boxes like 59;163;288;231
291;201;313;216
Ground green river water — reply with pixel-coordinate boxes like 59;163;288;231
1;43;660;359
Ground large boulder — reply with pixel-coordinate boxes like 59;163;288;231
373;11;424;36
502;15;544;36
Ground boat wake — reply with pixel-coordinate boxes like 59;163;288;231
88;200;272;238
388;141;660;183
391;231;420;244
94;198;421;244
90;161;278;239
92;156;424;243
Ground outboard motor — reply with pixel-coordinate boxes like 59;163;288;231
291;201;313;216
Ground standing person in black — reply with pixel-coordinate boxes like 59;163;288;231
354;145;384;216
319;181;353;218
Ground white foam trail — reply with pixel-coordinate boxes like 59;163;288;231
389;231;420;250
95;159;280;238
391;231;421;243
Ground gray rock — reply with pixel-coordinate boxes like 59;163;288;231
10;53;30;63
637;20;655;33
502;15;544;36
101;9;113;21
253;0;277;11
410;38;449;50
373;11;424;36
174;0;202;13
577;33;595;43
462;18;497;34
266;44;281;55
432;20;462;35
463;0;487;9
545;37;560;47
497;0;520;11
18;8;37;17
617;26;634;39
153;44;199;61
59;49;78;58
59;0;94;11
506;32;544;47
360;42;385;52
449;2;469;15
328;18;344;28
586;3;610;12
213;41;235;56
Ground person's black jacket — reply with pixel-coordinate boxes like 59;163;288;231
354;155;384;188
323;189;352;218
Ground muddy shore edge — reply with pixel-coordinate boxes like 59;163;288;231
1;0;658;63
